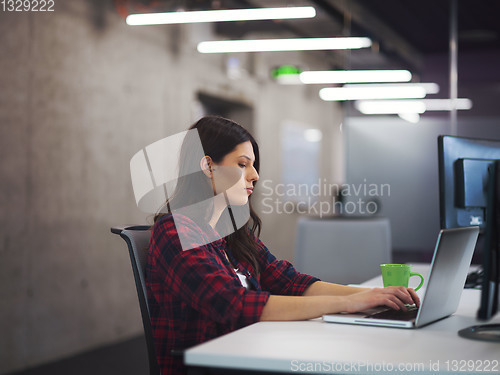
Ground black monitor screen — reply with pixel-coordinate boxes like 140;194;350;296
439;135;500;339
438;135;500;231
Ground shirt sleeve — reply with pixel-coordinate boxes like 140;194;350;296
255;236;320;296
149;215;270;328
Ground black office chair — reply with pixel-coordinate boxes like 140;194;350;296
111;225;161;375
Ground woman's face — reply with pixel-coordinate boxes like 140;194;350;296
213;141;259;206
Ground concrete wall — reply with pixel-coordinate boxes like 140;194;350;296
0;1;342;373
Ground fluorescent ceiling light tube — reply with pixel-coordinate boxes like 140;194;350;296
300;70;412;84
354;98;472;114
319;83;439;101
343;83;439;94
421;98;473;110
355;100;426;114
197;37;372;53
126;7;316;25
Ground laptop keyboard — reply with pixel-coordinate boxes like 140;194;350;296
366;305;419;321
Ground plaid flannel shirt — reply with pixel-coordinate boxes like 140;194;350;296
146;214;319;375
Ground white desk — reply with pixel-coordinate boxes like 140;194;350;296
185;266;500;374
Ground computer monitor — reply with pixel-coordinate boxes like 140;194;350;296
438;135;500;342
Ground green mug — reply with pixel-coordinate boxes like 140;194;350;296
380;264;424;291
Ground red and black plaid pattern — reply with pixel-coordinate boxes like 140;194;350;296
146;214;319;374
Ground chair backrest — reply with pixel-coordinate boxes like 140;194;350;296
111;225;160;375
294;217;392;285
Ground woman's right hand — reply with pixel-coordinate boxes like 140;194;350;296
341;286;420;313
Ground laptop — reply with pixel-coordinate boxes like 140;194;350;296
323;226;479;328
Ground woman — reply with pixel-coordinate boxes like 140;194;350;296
147;116;419;374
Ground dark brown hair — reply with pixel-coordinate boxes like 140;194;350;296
155;115;262;273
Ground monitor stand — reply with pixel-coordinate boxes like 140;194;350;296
458;324;500;342
460;162;500;343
